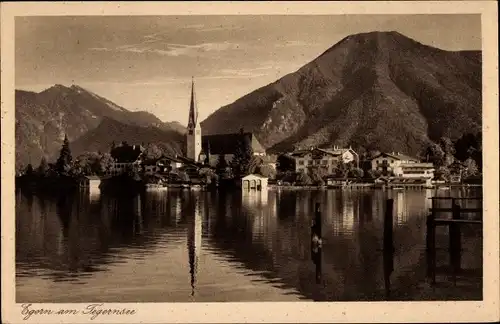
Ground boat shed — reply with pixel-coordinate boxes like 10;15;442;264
242;174;268;191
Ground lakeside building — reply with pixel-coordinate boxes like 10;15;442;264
143;156;184;175
370;152;419;173
107;143;144;176
200;133;267;167
371;152;435;180
287;147;358;174
242;174;268;191
393;163;435;180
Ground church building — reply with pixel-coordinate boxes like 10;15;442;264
185;78;267;166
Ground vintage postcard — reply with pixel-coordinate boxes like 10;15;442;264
1;1;499;323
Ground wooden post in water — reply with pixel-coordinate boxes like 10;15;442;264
426;198;436;284
314;203;322;237
311;203;322;283
450;199;462;277
384;199;394;252
383;199;395;299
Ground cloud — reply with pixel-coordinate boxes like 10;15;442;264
89;41;242;57
181;24;243;32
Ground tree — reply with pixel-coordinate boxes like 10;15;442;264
463;158;479;178
37;157;50;177
248;155;264;174
423;143;445;167
56;134;73;175
258;164;276;179
143;143;163;161
199;167;218;184
97;153;114;175
308;166;328;185
439;137;455;166
333;160;349;179
434;166;451;181
231;129;253;177
296;170;313;185
348;167;364;179
276;154;295;173
367;169;382;179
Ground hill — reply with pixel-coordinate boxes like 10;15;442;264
15;84;185;170
70;117;185;158
200;31;482;156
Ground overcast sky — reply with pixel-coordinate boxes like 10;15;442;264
16;15;481;125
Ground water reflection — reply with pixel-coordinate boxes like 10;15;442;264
16;187;482;302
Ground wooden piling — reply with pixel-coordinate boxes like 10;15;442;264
450;200;462;274
314;202;322;237
426;198;436;284
384;199;394;252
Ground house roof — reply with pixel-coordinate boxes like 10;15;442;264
242;174;268;179
201;132;266;155
400;163;435;169
372;152;418;162
289;148;343;158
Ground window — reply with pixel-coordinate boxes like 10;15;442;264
298;160;304;165
321;160;327;165
188;129;193;135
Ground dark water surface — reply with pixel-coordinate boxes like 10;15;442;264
16;187;482;302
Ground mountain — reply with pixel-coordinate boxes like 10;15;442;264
15;84;185;169
70;117;185;158
200;31;482;156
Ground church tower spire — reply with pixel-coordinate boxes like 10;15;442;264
186;77;202;161
188;77;198;129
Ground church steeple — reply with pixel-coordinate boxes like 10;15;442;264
186;77;202;161
188;77;198;129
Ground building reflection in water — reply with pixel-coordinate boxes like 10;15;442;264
187;194;202;297
89;186;101;203
133;194;143;234
395;191;407;225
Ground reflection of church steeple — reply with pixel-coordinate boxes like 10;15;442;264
187;195;202;296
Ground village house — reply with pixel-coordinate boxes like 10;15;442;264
200;132;267;167
288;146;358;175
143;156;184;175
370;152;419;174
393;163;435;180
371;152;435;179
107;143;144;176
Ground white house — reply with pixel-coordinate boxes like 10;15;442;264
393;163;435;179
370;152;419;174
289;146;358;174
242;174;268;191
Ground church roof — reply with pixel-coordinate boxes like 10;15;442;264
201;132;266;155
187;78;198;128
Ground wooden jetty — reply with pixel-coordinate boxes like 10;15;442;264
425;196;483;284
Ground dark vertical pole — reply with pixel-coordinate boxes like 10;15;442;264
426;198;436;284
383;199;395;299
450;199;462;279
315;203;322;237
384;199;394;252
311;203;322;283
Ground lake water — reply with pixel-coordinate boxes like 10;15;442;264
15;187;482;302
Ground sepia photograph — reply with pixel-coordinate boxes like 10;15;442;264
1;1;499;323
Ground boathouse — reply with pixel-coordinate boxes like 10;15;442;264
242;174;268;191
79;175;101;190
